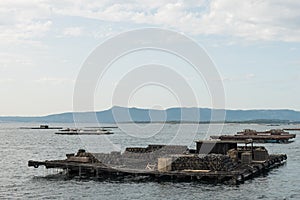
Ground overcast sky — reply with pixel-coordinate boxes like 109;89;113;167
0;0;300;116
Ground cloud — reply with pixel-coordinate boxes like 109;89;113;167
47;0;300;42
0;20;52;45
0;53;33;69
1;0;300;44
0;1;53;45
34;77;75;85
62;26;83;37
0;78;14;84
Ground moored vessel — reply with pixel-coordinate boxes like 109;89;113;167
55;128;113;135
211;129;296;143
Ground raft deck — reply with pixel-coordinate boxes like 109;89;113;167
211;134;296;143
28;154;286;184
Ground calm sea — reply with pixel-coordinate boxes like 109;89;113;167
0;122;299;199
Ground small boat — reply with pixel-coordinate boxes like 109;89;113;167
55;128;113;135
211;129;296;143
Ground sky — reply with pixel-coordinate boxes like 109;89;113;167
0;0;300;116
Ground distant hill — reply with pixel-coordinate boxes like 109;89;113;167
1;106;300;123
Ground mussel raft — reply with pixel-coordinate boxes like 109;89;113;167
28;140;287;184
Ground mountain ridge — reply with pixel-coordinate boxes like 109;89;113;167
1;106;300;123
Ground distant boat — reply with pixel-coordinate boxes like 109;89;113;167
55;128;113;135
211;129;296;143
267;124;280;126
85;126;118;129
20;125;63;129
283;128;300;131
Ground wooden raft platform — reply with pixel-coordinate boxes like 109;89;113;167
283;128;300;131
20;125;63;129
28;153;287;184
55;128;113;135
211;129;296;143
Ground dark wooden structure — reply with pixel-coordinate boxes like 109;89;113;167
55;128;113;135
283;128;300;131
20;125;63;129
211;129;296;143
28;141;287;184
196;140;239;154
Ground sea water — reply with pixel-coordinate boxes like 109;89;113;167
0;123;299;199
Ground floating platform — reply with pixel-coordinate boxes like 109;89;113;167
28;141;287;184
55;128;113;135
283;128;300;131
85;126;118;129
211;129;296;143
20;125;63;129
